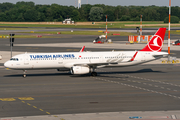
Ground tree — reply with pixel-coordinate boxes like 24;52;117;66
71;10;80;21
0;2;14;12
24;9;38;21
16;1;35;8
157;7;168;21
81;4;92;21
103;10;115;21
50;4;63;21
89;7;103;21
164;16;179;23
1;2;180;22
120;15;130;21
0;13;6;21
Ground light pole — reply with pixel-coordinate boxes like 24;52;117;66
140;15;143;36
106;15;107;40
9;34;15;58
168;0;171;61
11;34;12;58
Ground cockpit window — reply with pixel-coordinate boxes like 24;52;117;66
10;58;19;61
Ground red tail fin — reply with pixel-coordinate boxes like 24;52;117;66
140;28;166;52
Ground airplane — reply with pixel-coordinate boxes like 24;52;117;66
4;28;168;78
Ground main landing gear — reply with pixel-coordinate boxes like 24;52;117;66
90;68;97;76
91;72;97;76
23;70;27;78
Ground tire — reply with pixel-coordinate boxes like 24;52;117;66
91;72;97;76
23;75;26;78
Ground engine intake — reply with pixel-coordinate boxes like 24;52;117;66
71;66;90;74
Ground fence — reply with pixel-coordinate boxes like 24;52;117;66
128;35;153;43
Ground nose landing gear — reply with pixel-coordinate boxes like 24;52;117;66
23;70;27;78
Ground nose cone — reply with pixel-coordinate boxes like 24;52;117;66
4;61;10;68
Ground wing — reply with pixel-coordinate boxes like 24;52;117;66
73;61;120;68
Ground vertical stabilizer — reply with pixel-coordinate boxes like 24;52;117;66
140;28;166;52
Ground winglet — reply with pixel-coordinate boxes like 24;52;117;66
80;46;85;52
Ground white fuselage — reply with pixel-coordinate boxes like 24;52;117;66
4;51;168;70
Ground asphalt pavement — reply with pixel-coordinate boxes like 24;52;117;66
1;30;180;120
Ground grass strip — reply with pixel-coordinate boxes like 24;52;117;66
0;21;179;28
20;31;137;36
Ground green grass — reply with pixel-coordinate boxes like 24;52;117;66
0;34;62;38
0;28;42;30
0;21;179;29
20;31;137;36
168;30;180;35
0;30;136;39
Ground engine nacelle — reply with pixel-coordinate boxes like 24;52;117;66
71;66;90;75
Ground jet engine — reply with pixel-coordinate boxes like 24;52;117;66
71;66;90;74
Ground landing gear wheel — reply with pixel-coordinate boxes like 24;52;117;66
23;70;27;78
91;72;97;76
23;74;26;78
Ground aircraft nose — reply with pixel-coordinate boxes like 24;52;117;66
4;61;10;68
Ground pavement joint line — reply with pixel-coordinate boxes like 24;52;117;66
114;70;179;91
95;73;180;100
102;70;179;92
115;73;180;88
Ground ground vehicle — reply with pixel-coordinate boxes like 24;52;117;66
172;40;180;45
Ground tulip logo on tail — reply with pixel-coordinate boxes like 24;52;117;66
148;35;163;52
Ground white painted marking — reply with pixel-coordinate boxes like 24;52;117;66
171;115;177;119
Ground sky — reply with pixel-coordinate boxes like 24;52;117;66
1;0;180;7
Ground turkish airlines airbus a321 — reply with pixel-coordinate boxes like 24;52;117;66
4;28;168;77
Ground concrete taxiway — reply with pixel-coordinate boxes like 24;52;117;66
0;34;180;120
1;64;180;120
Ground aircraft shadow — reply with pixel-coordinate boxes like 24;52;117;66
4;69;164;78
71;69;165;77
99;68;164;74
4;72;72;77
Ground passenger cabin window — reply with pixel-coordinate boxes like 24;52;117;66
10;58;19;61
